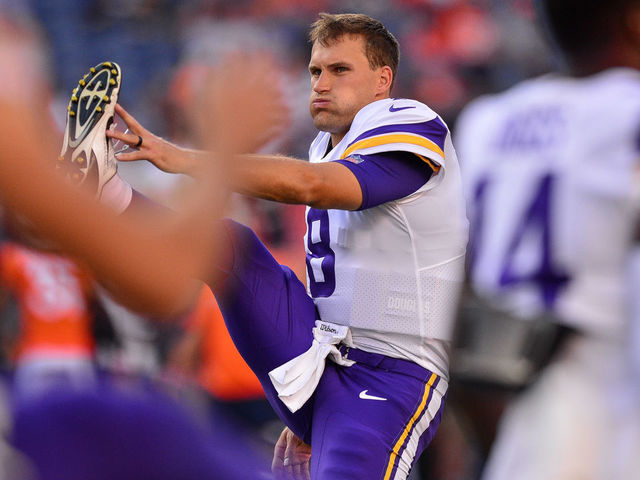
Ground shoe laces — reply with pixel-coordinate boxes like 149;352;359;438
111;127;131;155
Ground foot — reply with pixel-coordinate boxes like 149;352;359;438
58;61;122;198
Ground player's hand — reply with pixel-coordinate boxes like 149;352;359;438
106;104;204;176
272;427;311;480
192;54;290;156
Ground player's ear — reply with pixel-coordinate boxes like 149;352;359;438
377;66;393;96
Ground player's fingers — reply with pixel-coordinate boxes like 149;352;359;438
283;439;310;479
275;464;294;480
272;428;288;476
272;458;285;477
106;129;140;147
282;465;296;480
292;462;310;480
283;442;298;468
114;150;147;162
114;103;144;132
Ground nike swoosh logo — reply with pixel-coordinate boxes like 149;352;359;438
389;104;416;112
359;390;387;401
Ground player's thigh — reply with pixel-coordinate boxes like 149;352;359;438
209;220;317;440
211;220;316;376
310;362;446;480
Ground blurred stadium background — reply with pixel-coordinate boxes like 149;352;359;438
30;0;553;152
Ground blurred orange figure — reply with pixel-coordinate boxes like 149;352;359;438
0;240;96;395
183;285;263;401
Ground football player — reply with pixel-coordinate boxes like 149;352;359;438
456;0;640;477
99;13;468;479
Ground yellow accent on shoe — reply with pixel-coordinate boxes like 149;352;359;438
75;157;85;165
90;67;96;73
69;111;76;117
111;69;118;75
79;79;86;86
103;95;110;102
96;106;102;112
71;96;78;102
104;62;112;67
109;78;116;86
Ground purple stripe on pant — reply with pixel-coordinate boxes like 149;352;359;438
210;220;447;479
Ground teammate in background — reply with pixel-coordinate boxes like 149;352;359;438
456;0;640;478
99;13;467;479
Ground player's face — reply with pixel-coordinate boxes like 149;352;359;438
308;35;388;144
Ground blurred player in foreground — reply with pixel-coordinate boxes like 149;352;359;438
456;0;640;478
99;12;467;479
0;8;286;479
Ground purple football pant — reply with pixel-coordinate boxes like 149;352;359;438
210;220;447;480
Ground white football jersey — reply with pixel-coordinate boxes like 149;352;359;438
457;68;640;339
305;98;468;376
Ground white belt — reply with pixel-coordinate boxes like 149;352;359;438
268;320;354;412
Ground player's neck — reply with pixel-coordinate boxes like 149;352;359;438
330;133;345;146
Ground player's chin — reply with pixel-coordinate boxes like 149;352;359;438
310;106;326;119
311;111;337;132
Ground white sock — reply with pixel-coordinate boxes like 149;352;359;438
100;172;133;214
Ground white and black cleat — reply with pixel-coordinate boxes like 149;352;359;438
58;61;122;197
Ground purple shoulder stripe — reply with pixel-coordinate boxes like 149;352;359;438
348;117;448;152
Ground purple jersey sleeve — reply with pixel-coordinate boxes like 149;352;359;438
335;151;435;210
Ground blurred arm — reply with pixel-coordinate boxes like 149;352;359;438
0;99;215;315
0;56;287;317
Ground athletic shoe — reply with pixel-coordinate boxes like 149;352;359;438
58;61;122;198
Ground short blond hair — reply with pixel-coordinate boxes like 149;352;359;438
309;13;399;88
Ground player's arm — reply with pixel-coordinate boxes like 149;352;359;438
109;121;363;211
229;149;437;210
0;57;288;317
109;130;435;211
229;154;364;210
331;150;437;208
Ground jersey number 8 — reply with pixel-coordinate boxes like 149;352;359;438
305;208;336;297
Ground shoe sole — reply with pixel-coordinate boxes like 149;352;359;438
59;61;122;196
